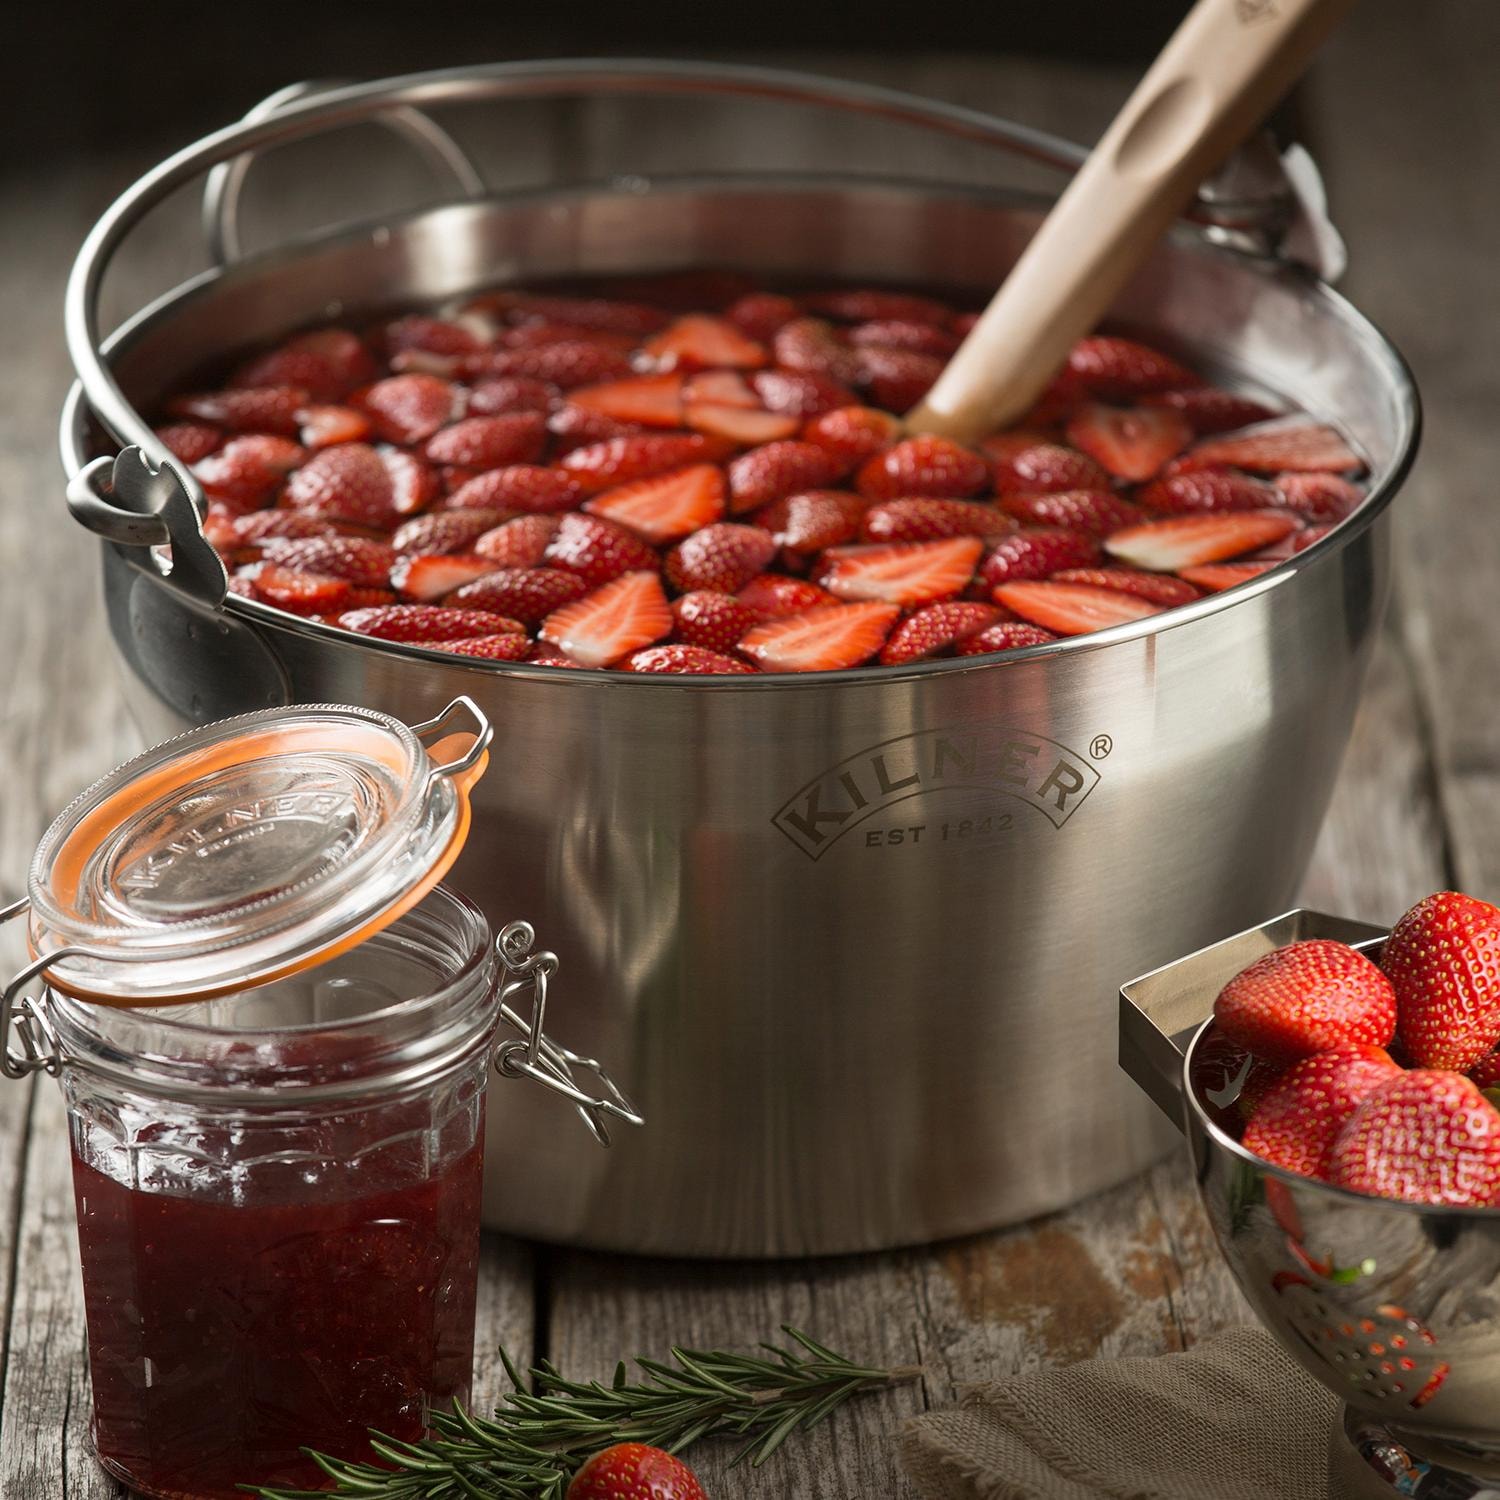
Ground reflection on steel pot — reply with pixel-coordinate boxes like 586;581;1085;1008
59;63;1418;1256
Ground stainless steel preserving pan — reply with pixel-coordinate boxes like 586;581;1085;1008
58;62;1419;1256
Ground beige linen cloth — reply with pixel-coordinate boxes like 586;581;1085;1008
899;1326;1366;1500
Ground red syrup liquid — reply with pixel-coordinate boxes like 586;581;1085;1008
70;1131;484;1499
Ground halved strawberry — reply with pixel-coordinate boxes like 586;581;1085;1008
391;552;497;602
357;374;462;443
260;535;394;585
1273;472;1363;521
822;537;983;607
856;347;943;409
474;514;562;567
194;435;306;507
752;368;857;418
684;403;800;443
1189;417;1363;474
380;313;488;356
671;590;765;652
992;580;1163;635
296;404;371;449
283;444;396;527
985;439;1110;496
1065;403;1191;482
1143;387;1278;434
684;370;759;408
1177;561;1276;591
1049;567;1201;606
543;513;659;588
643;314;768;371
772;319;862;384
479;290;668;336
469;341;634;389
569;373;686;429
1105;511;1299;571
527;648;590;669
339;604;512;642
1135;471;1279;514
726;292;801;341
230;329;375;401
231;510;335;545
860;498;1014;544
539;570;672;667
664;523;777;594
736;574;833;618
243;563;351;614
451;567;588;623
954;621;1058;656
392;510;510;557
424;412;547;468
446;465;582;515
997;489;1143;535
171;385;309;435
879;601;1005;665
468;376;560;415
547;403;646;452
978;528;1100;587
726;441;846;513
739;602;900;673
1066;336;1199;398
621;644;757;675
155;421;224;464
583;464;726;544
758;490;870;554
418;632;533;661
561;434;733;492
805;288;951;325
801;405;902;468
378;448;440;516
849;319;959;358
856;436;988;501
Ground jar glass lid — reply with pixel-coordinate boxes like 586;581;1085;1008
25;699;490;1003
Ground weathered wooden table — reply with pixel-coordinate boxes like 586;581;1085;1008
0;3;1488;1492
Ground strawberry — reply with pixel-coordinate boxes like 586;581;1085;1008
287;445;396;526
758;490;869;554
643;313;768;370
171;384;309;435
726;292;801;341
1253;523;1335;562
993;580;1163;634
451;567;589;624
566;1444;707;1500
296;404;371;449
357;374;462;443
1383;891;1500;1071
860;498;1014;545
737;574;833;617
392;510;510;556
857;347;943;409
230;329;375;401
985;440;1110;496
418;632;533;661
683;370;759;408
727;440;846;513
424;413;547;468
379;448;440;516
470;342;634;389
1143;387;1278;435
482;291;667;336
684;403;799;443
740;602;900;673
260;535;394;586
468;376;560;416
243;563;351;614
569;373;686;429
822;537;983;606
849;319;959;358
621;643;756;674
231;510;335;545
194;436;306;507
1273;472;1363;522
1189;417;1363;474
1065;336;1199;398
527;648;590;669
805;288;950;325
801;405;902;468
584;464;726;544
1065;403;1191;481
664;523;777;594
380;314;487;358
1213;939;1397;1065
855;436;988;500
772;318;861;384
978;528;1100;587
338;604;505;643
474;514;562;567
997;489;1143;535
540;570;672;667
547;404;647;451
154;421;223;464
1329;1070;1500;1207
1472;1049;1500;1090
1049;567;1201;607
1105;511;1299;571
671;590;764;652
880;601;1006;665
752;368;857;417
561;434;733;492
1239;1056;1288;1120
390;552;497;602
446;465;583;515
1135;472;1279;515
1177;561;1276;591
544;513;660;588
1242;1045;1402;1181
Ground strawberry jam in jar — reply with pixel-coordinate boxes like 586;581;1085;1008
1;699;639;1499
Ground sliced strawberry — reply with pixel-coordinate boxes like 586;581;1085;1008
231;509;335;545
379;314;487;358
356;374;462;443
547;404;648;452
388;350;461;377
296;404;371;449
1066;336;1199;398
569;373;686;429
244;563;351;614
979;528;1100;587
1049;567;1201;607
621;644;757;674
954;621;1059;656
684;370;759;408
861;498;1014;544
772;319;861;384
856;347;943;409
282;443;396;527
378;448;440;516
879;601;1005;664
474;514;562;567
543;513;660;587
501;322;637;356
992;580;1164;635
685;403;799;443
805;288;951;325
392;510;510;557
997;490;1143;535
985;439;1110;495
1178;561;1276;591
451;567;588;623
391;552;497;602
338;603;503;642
526;648;590;669
231;329;375;401
583;464;726;544
561;434;733;492
740;602;899;672
1135;471;1279;514
171;385;309;435
446;465;582;515
479;291;668;336
643;314;768;371
193;436;306;507
801;406;902;468
424;413;546;468
539;571;672;667
1189;417;1363;474
726;292;801;341
758;490;870;554
1065;403;1191;482
752;368;857;418
671;590;765;652
1106;511;1299;571
468;376;560;416
1273;472;1363;522
856;436;988;500
726;441;846;513
663;523;777;593
260;535;394;585
736;574;834;618
466;341;633;389
418;632;533;661
1143;387;1278;435
822;537;983;607
154;421;223;464
849;319;959;358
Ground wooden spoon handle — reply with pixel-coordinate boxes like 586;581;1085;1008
906;0;1357;443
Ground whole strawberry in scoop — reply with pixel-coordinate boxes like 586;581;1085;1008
567;1443;707;1500
1213;940;1396;1065
1383;891;1500;1071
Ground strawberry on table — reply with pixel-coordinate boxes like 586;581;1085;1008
539;570;672;668
664;523;778;594
566;1443;708;1500
740;602;900;673
992;581;1164;635
1065;403;1192;482
821;537;983;607
855;435;988;500
621;643;756;674
584;465;727;544
1105;511;1299;571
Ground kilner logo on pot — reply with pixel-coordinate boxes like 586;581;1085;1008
772;728;1102;861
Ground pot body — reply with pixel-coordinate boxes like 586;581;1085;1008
77;179;1413;1254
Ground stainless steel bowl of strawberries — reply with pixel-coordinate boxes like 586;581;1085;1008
1122;895;1500;1498
59;62;1419;1255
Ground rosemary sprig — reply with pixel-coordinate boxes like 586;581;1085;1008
251;1326;920;1499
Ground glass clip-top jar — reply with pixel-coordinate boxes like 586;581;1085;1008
0;696;641;1500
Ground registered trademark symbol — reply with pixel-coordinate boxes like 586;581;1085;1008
1090;734;1113;760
